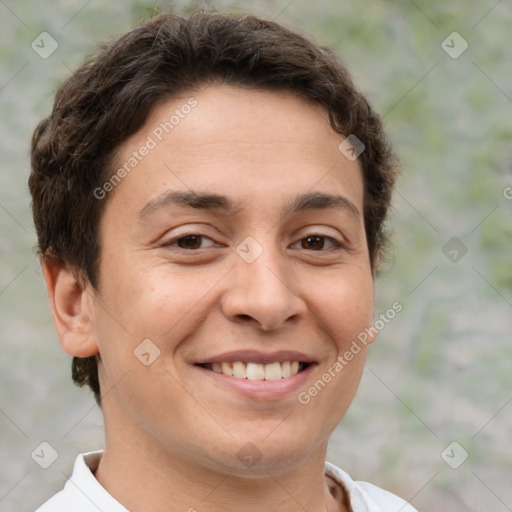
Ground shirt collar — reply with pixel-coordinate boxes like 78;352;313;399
63;451;128;511
67;451;390;512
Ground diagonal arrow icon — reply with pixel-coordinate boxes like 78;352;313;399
441;32;468;59
236;442;262;467
236;237;263;263
31;441;59;468
338;134;365;161
31;32;58;59
134;338;160;365
442;237;467;262
441;441;468;469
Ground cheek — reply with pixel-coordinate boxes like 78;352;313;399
313;267;375;349
95;259;226;356
297;270;373;433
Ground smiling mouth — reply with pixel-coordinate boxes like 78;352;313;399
197;361;311;380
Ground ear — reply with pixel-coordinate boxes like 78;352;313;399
42;258;99;357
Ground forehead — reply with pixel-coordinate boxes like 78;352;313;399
108;83;364;217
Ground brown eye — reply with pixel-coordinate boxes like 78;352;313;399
162;232;219;251
177;235;204;249
294;234;342;251
301;235;326;250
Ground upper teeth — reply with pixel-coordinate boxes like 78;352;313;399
210;361;301;380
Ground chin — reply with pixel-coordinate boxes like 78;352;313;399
210;429;321;476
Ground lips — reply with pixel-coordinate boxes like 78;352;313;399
193;351;316;400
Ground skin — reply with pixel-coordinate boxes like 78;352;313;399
44;84;377;512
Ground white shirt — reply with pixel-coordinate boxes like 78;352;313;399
36;451;418;512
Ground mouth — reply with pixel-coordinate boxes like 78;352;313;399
196;361;312;380
192;351;317;400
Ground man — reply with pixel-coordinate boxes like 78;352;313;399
29;9;417;512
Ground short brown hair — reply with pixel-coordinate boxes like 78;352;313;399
29;10;397;405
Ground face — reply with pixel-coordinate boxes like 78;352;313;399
89;84;375;474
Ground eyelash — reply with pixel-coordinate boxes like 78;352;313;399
295;235;346;251
162;233;346;251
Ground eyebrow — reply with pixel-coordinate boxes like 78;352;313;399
289;191;360;217
138;191;240;219
137;190;360;220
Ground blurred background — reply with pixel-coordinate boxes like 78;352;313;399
0;0;510;510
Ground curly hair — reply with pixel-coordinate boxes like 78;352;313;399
29;10;398;405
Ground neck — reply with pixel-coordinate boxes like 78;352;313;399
95;427;346;512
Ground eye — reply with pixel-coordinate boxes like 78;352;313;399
294;234;343;251
164;234;217;250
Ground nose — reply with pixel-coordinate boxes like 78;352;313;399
220;244;307;331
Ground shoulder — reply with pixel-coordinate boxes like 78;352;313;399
325;461;418;512
34;451;127;512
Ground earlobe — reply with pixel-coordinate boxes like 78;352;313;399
42;258;99;358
